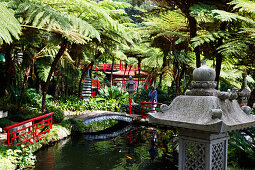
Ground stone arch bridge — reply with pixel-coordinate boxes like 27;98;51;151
75;111;135;125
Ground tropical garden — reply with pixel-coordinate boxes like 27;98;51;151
0;0;255;169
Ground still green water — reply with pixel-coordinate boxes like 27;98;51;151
34;126;178;170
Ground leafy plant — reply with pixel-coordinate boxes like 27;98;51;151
0;118;14;128
45;105;64;123
61;118;86;134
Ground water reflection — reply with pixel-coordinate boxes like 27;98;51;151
34;126;178;170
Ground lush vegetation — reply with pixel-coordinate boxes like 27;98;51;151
0;0;255;169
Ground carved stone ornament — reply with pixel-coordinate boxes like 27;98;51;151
148;61;255;133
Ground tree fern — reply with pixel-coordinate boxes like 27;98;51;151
36;58;51;82
229;0;255;14
191;31;230;48
0;2;21;44
16;1;71;31
15;0;100;43
212;9;255;24
190;2;255;24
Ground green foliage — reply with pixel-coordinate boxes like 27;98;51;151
191;31;229;48
16;0;71;31
0;118;14;128
0;143;37;170
61;118;86;133
190;2;255;24
57;95;84;111
23;88;41;106
229;129;255;168
99;86;128;104
0;2;21;44
45;105;64;123
84;120;118;132
229;0;255;14
36;58;51;82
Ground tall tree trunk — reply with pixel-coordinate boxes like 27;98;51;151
2;43;14;95
187;16;200;68
215;23;227;89
42;39;69;113
17;66;31;111
215;51;223;90
175;66;180;96
122;63;127;91
182;76;193;95
128;65;132;77
248;89;255;108
110;57;114;87
61;76;65;95
54;75;60;103
158;52;168;88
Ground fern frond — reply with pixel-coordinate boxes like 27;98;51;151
36;58;51;82
212;9;255;24
191;31;230;48
217;39;254;57
229;0;255;14
190;3;255;24
16;1;71;31
190;3;215;23
99;0;132;10
66;15;100;41
0;2;21;44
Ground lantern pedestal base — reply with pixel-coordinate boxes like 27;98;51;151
178;129;229;170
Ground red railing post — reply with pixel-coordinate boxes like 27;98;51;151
4;112;54;146
129;98;132;114
140;102;163;118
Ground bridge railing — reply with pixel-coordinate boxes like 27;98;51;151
4;112;54;146
140;102;163;118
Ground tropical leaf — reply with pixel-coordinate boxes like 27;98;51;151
0;2;21;44
212;9;255;24
229;0;255;14
191;31;230;48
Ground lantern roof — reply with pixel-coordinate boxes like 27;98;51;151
148;61;255;133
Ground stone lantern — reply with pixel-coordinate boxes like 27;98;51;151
148;61;255;170
126;76;135;114
126;76;135;99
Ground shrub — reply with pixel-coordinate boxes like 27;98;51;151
8;106;41;122
46;106;64;123
61;118;86;133
0;118;14;128
0;144;36;170
23;88;41;106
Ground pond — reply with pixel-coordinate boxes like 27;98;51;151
34;125;178;170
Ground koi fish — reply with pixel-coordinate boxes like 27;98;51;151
126;156;133;159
